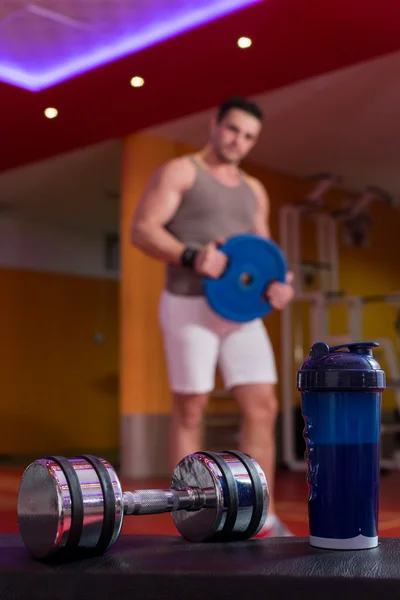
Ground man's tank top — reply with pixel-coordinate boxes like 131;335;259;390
165;156;258;296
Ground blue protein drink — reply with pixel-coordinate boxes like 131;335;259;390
297;341;386;550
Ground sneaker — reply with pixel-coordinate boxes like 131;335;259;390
255;515;294;538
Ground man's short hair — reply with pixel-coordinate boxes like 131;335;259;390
217;95;263;123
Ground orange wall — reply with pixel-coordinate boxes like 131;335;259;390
120;133;177;417
0;268;119;455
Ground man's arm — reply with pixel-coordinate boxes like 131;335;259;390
247;175;295;308
130;156;194;265
247;177;272;239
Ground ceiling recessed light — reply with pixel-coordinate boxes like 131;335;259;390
44;107;58;119
130;76;144;88
237;36;252;49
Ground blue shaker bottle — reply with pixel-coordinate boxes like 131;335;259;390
297;341;386;550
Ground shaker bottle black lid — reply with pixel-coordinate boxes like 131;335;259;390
297;341;386;391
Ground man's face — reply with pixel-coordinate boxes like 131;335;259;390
210;108;262;164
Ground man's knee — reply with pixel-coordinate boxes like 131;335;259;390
249;392;278;425
234;384;278;425
172;393;209;429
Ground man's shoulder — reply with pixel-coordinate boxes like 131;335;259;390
242;172;268;200
159;154;196;183
148;155;196;192
162;154;195;173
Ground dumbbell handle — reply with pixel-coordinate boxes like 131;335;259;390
123;486;217;516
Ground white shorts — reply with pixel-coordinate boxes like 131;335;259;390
158;290;278;395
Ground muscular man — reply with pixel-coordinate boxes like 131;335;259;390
131;96;294;537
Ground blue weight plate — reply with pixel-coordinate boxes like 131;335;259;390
203;233;287;323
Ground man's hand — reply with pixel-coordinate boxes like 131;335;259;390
194;241;228;279
265;271;295;310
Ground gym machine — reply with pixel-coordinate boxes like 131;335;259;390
279;176;400;471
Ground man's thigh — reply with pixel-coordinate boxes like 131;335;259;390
218;319;278;390
159;291;220;395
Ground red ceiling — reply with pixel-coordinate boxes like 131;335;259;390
2;0;400;173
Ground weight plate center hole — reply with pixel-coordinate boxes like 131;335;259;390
240;272;254;287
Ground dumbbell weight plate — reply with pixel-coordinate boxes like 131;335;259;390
170;451;269;542
17;456;124;560
226;450;266;540
213;450;269;539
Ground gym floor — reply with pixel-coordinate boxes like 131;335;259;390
2;467;400;538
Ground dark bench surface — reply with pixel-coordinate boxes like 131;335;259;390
1;534;400;600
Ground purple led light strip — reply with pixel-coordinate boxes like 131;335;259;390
0;0;261;91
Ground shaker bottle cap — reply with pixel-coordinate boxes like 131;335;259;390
297;341;386;391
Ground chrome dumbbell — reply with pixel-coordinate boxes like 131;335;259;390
17;450;269;560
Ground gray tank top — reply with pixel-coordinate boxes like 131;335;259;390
165;156;258;296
